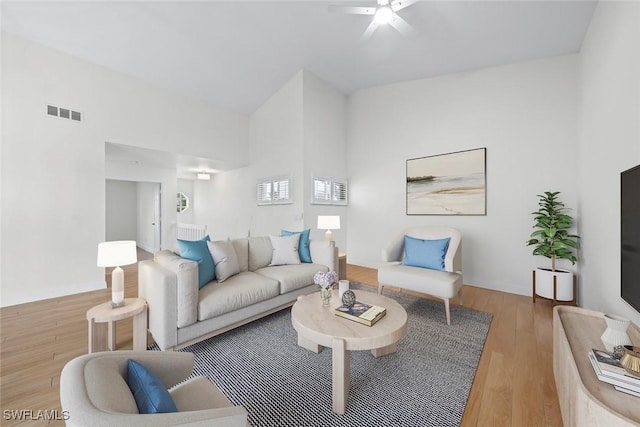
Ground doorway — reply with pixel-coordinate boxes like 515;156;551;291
106;180;162;252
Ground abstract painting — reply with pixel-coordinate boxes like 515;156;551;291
406;148;486;215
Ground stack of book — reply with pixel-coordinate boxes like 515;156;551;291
335;302;386;326
588;348;640;397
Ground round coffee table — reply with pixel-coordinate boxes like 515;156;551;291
291;289;407;414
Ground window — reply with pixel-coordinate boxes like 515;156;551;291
177;192;189;213
312;176;348;205
257;176;292;205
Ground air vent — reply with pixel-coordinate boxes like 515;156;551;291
47;104;82;122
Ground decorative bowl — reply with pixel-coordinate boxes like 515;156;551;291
620;345;640;377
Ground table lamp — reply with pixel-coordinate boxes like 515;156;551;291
317;215;340;241
97;240;137;308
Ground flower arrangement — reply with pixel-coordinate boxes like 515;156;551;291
314;270;337;289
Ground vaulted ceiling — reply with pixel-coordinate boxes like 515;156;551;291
2;1;597;116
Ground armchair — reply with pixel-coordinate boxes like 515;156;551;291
377;226;463;325
59;351;248;427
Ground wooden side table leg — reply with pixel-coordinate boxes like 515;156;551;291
88;319;108;353
133;307;148;352
332;338;350;415
107;321;116;351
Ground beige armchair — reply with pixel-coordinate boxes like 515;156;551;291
377;226;463;325
60;351;248;427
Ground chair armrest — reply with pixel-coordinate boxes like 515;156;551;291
382;233;404;262
309;240;337;271
138;260;179;350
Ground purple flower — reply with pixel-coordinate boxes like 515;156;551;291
314;270;337;288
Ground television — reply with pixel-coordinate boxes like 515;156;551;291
621;164;640;313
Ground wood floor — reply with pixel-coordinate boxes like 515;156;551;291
0;259;562;426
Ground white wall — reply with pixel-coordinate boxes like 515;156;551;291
1;33;249;306
248;71;305;236
105;180;137;241
347;55;580;296
176;179;195;225
578;1;640;324
193;167;252;240
302;71;348;250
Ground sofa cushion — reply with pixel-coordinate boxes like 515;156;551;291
177;236;215;288
126;359;177;414
231;238;249;272
198;272;280;321
255;263;329;294
169;376;232;412
248;236;273;271
207;239;240;282
402;236;451;271
269;234;301;266
281;229;312;263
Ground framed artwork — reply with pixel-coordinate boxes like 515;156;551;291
406;147;486;215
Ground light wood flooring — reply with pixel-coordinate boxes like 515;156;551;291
0;258;562;426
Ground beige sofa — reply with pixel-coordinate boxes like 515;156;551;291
139;236;337;350
60;351;247;427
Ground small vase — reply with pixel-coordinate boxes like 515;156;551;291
601;314;632;353
320;287;332;306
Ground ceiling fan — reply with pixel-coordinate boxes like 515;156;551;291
329;0;419;41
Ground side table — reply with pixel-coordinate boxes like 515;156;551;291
86;297;147;353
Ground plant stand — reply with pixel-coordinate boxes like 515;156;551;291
532;269;577;306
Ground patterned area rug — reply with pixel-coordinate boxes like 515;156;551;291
152;283;492;426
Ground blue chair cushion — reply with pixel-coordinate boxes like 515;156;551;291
281;229;312;263
402;236;451;271
177;235;215;288
126;359;178;414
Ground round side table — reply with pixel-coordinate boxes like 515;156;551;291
86;298;147;353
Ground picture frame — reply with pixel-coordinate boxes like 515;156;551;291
406;148;486;215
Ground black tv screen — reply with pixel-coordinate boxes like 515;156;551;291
621;164;640;313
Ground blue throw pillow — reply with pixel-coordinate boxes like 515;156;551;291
402;236;451;271
177;235;215;288
281;229;312;263
126;359;178;414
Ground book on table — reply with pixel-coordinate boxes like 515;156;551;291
335;301;386;326
588;349;640;395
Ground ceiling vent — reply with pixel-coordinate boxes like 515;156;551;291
47;104;82;122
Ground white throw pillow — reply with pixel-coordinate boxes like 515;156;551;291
207;239;241;282
269;234;301;266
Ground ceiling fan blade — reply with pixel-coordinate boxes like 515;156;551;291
389;14;416;37
390;0;419;13
359;19;379;42
328;5;376;15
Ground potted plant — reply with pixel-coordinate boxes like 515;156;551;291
526;191;580;302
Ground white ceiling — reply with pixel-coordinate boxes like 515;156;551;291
1;0;597;177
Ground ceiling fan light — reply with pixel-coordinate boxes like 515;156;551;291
374;6;393;25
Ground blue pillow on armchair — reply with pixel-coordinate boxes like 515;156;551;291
177;235;215;288
126;359;178;414
402;236;451;271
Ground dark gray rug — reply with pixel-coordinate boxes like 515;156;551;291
153;283;492;426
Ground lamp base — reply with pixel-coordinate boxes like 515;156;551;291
111;300;125;309
325;230;333;241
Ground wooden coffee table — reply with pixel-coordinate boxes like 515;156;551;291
291;289;407;414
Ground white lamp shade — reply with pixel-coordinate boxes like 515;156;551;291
97;241;138;267
197;173;211;180
317;215;340;230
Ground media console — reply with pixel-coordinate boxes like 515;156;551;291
553;306;640;426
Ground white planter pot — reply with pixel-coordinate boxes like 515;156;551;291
534;268;574;301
